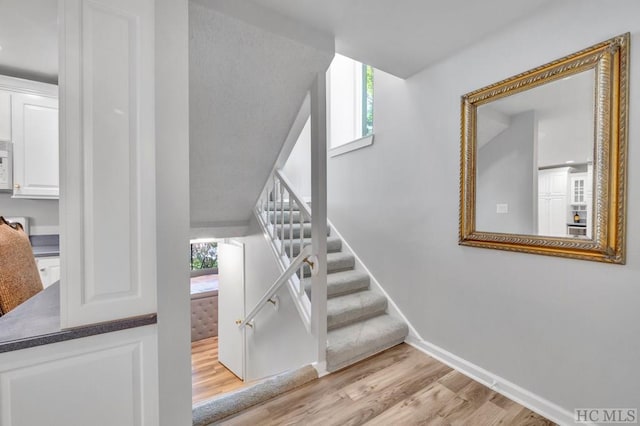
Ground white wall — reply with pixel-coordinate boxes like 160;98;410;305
538;111;594;167
282;117;311;199
477;110;536;234
0;195;58;234
240;216;315;381
327;0;640;416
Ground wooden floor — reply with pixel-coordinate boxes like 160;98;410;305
192;337;245;404
220;344;555;425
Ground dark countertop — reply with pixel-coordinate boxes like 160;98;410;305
0;282;157;353
30;234;60;257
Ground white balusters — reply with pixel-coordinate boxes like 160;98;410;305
288;198;294;259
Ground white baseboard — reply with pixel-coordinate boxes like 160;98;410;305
327;219;578;426
405;337;579;426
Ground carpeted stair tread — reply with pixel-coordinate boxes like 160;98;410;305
274;222;331;239
302;252;355;277
265;201;303;211
192;365;318;425
284;236;342;257
268;211;308;224
327;290;387;330
303;270;370;298
326;314;409;372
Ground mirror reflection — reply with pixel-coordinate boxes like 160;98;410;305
475;69;595;239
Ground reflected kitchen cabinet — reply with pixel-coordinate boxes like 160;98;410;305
538;168;570;237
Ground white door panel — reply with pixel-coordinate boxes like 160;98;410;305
61;0;157;327
218;241;245;380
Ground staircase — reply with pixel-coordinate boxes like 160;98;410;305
266;200;409;372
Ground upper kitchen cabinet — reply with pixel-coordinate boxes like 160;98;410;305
11;93;59;198
0;90;11;142
0;75;59;199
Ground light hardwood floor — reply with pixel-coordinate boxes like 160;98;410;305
219;343;555;425
192;337;245;404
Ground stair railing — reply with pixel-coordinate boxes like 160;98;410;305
250;170;317;331
242;72;328;368
237;244;313;330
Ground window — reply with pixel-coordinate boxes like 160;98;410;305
190;240;218;276
328;54;374;150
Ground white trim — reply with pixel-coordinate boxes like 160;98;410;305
405;337;580;426
328;134;374;158
0;74;58;98
328;219;577;426
311;361;328;378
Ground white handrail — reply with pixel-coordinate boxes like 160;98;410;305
274;169;312;221
238;245;313;330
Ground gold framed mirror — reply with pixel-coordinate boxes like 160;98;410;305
459;34;629;264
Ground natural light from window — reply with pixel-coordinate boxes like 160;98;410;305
328;54;374;149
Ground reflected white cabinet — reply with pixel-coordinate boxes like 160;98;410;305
12;93;59;199
570;174;586;204
36;256;61;288
538;168;570;237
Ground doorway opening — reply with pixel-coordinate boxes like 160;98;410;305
190;238;246;404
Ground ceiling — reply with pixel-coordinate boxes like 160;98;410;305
0;0;58;84
249;0;553;78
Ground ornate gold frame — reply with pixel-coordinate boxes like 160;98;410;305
459;34;629;264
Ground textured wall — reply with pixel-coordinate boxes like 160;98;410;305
327;0;640;413
189;2;332;232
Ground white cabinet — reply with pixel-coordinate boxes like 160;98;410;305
538;168;570;237
0;90;11;142
11;93;59;199
569;169;593;239
570;174;586;204
0;75;59;199
36;256;61;288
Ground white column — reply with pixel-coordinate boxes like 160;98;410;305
310;72;328;366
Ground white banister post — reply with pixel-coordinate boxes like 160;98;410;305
310;72;328;366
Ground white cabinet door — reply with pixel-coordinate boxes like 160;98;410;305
36;257;61;288
538;168;569;237
61;0;157;327
218;241;246;380
11;94;59;199
570;174;587;204
0;90;11;142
